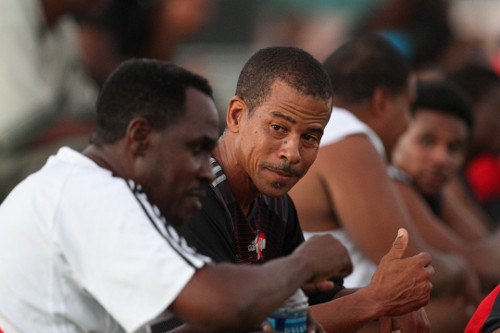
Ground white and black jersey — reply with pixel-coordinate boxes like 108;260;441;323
0;147;211;333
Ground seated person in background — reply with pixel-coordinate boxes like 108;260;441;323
0;0;108;202
0;59;352;333
177;45;434;332
391;79;500;330
289;34;480;333
444;64;500;225
78;0;218;85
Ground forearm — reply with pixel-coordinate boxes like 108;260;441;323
171;257;314;331
310;287;385;332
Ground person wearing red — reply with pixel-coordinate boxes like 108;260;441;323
465;284;500;333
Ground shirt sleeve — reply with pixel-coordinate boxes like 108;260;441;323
54;176;211;332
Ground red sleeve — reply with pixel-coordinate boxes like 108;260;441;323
465;284;500;333
466;154;500;203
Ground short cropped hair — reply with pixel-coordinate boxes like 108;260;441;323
448;64;500;105
323;33;411;105
412;79;473;130
235;46;333;112
94;58;213;144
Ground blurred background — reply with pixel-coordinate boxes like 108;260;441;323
77;0;500;122
1;0;500;201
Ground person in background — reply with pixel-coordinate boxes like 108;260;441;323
289;34;482;332
78;0;218;85
177;45;434;332
391;79;500;331
444;64;500;225
0;59;351;333
0;0;110;202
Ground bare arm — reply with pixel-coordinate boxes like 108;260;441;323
293;136;424;260
168;233;352;332
291;135;462;294
395;179;500;289
309;229;433;332
442;175;493;241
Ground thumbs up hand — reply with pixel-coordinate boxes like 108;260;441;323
364;228;435;317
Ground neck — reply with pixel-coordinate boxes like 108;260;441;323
82;145;125;178
214;135;260;215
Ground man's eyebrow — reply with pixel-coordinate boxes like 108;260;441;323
271;112;323;135
271;112;296;124
308;127;324;135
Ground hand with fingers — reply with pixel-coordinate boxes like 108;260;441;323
294;233;353;284
365;228;435;317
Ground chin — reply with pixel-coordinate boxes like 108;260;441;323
263;184;290;198
420;186;441;197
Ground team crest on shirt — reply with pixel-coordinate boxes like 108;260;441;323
248;233;266;260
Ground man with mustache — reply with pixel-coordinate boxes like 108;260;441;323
0;58;354;333
177;45;435;332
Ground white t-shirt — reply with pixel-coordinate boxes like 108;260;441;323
305;107;384;287
321;106;385;158
0;147;211;333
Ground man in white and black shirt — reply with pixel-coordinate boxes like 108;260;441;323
0;59;350;333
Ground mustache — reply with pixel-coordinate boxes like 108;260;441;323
261;162;304;178
186;186;207;197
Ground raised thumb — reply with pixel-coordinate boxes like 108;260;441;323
386;228;408;259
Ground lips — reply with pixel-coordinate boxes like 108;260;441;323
186;187;206;199
422;171;447;190
266;168;295;183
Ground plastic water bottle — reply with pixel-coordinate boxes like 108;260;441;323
267;289;308;333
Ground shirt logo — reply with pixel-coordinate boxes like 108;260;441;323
248;233;266;260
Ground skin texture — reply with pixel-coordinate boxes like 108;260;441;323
213;80;434;332
216;80;332;213
310;229;433;333
83;86;352;332
392;110;468;197
290;87;462;290
84;88;220;226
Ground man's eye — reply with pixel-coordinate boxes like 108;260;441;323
192;145;203;155
271;124;284;132
302;134;319;146
448;143;464;154
303;134;318;142
420;136;434;146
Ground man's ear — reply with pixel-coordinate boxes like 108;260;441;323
370;86;391;118
126;117;152;156
226;96;247;133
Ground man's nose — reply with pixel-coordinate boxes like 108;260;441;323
279;136;301;164
200;156;215;183
431;145;451;167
